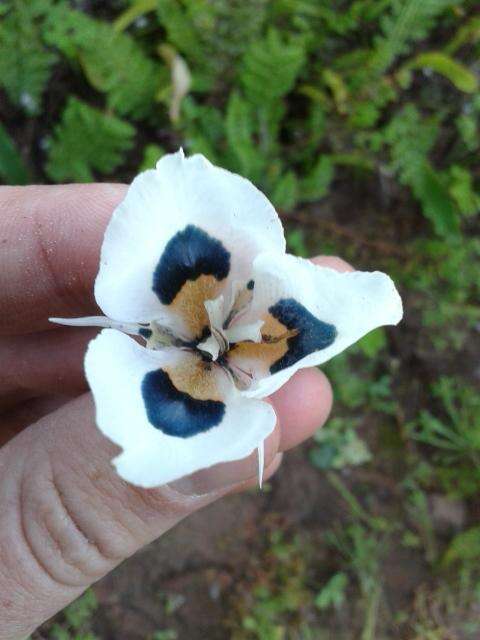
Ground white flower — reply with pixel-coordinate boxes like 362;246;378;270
51;150;403;488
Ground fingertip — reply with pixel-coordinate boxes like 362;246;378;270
271;368;333;452
311;255;355;272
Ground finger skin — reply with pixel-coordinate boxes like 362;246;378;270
0;328;96;397
0;395;249;639
0;184;126;335
0;348;332;639
271;368;333;451
311;255;354;272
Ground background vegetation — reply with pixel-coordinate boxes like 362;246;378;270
1;0;479;638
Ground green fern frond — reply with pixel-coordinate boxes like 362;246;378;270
371;0;462;74
384;105;459;236
400;51;478;94
181;97;225;163
43;5;164;119
0;123;31;185
384;104;438;184
240;28;306;106
45;97;135;182
157;0;269;91
0;0;57;114
225;92;265;180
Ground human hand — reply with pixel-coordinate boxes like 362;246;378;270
0;184;351;639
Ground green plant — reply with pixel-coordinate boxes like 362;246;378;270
327;524;384;640
44;4;165;118
230;531;313;639
47;590;99;640
46;97;135;182
408;378;480;497
0;0;57;114
310;416;372;470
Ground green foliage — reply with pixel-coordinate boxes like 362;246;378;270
444;526;480;566
151;631;178;640
400;52;478;93
404;235;480;351
0;0;57;114
371;0;461;74
408;378;480;497
114;0;158;33
0;123;30;184
232;531;312;640
139;143;165;171
315;572;349;610
46;97;135;182
327;524;383;638
380;105;459;236
300;156;334;202
49;590;99;640
240;29;305;106
310;417;372;470
44;4;164;118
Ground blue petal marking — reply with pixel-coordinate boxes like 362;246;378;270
268;298;337;374
142;369;225;437
153;225;231;304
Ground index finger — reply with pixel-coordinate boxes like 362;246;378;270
0;184;126;335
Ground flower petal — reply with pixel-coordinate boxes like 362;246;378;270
230;252;403;398
85;329;276;487
94;150;285;340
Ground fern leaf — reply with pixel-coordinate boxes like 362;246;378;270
114;0;157;33
46;97;135;183
401;52;478;93
0;0;56;114
445;15;480;55
384;105;459;236
225;92;265;181
240;28;306;106
0;123;31;185
43;6;164;119
371;0;462;74
271;171;298;211
139;144;165;172
300;156;334;202
157;0;269;91
415;164;459;237
181;97;225;163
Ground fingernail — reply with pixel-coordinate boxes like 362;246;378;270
167;425;281;497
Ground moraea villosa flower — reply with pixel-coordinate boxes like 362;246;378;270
52;150;403;488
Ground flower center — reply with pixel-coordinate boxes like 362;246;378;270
196;286;263;362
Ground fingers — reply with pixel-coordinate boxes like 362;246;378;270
0;327;96;398
311;255;354;272
0;395;72;446
271;368;333;451
0;184;126;335
0;343;333;637
0;394;279;638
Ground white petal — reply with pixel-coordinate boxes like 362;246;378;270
225;319;264;344
196;334;220;360
94;150;285;340
85;329;276;487
204;296;226;331
234;252;402;399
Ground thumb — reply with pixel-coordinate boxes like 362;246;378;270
0;395;281;640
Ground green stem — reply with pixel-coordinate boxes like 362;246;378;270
325;471;387;532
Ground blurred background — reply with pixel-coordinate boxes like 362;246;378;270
1;0;479;638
